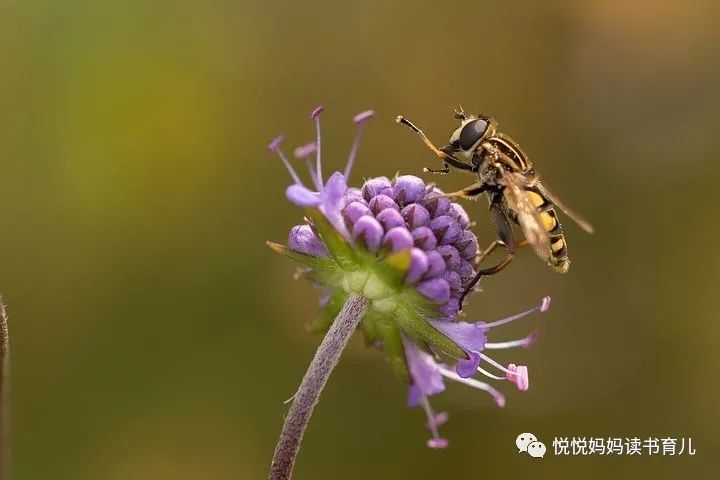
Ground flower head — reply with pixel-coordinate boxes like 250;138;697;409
268;107;550;448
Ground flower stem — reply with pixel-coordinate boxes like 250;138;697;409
269;293;369;480
0;296;9;480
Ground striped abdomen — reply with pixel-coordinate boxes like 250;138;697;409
525;186;570;273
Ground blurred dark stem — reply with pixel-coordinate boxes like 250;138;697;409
269;293;369;480
0;296;9;480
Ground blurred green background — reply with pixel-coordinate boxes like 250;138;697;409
2;0;719;478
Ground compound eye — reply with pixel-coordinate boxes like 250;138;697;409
459;119;488;150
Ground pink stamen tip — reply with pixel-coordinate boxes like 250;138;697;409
493;392;506;408
311;106;324;119
268;134;284;152
293;142;318;158
353;110;375;124
540;296;551;312
425;411;449;429
427;438;449;449
525;330;540;347
506;364;529;391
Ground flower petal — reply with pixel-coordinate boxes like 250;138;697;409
429;320;488;353
428;320;488;376
286;184;321;207
456;351;481;378
403;338;445;406
323;171;347;205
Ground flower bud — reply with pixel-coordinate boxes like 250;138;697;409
382;227;415;252
376;208;406;231
401;204;431;230
289;225;327;257
405;248;429;284
352;216;384;252
412;226;438;251
392;175;426;205
369;194;399;215
429;215;462;245
362;177;392;201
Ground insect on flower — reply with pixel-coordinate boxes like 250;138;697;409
267;106;551;450
396;108;594;306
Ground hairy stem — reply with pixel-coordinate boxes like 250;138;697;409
0;296;9;480
269;293;369;480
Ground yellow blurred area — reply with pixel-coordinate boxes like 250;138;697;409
1;0;719;478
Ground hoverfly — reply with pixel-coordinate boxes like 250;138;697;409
395;108;593;306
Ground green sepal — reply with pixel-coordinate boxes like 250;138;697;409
306;210;359;271
398;288;439;319
306;290;348;333
266;241;339;275
376;317;408;382
394;303;467;359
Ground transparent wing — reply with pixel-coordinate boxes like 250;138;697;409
535;181;594;234
498;170;552;261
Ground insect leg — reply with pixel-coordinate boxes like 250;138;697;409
395;115;474;172
459;201;516;309
476;238;529;263
424;163;450;175
436;182;487;199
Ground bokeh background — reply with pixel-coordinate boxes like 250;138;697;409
1;0;719;478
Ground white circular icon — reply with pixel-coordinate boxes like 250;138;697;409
516;433;538;453
527;441;547;458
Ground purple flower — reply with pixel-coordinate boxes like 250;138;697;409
268;107;552;449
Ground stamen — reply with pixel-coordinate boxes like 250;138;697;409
506;364;529;391
294;142;322;190
439;367;505;407
479;353;519;376
269;136;304;187
477;366;506;380
344;110;375;179
540;296;551;312
311;106;324;188
419;395;448;449
310;106;324;120
268;134;284;152
485;331;539;350
480;296;551;329
425;411;449;430
294;142;317;159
